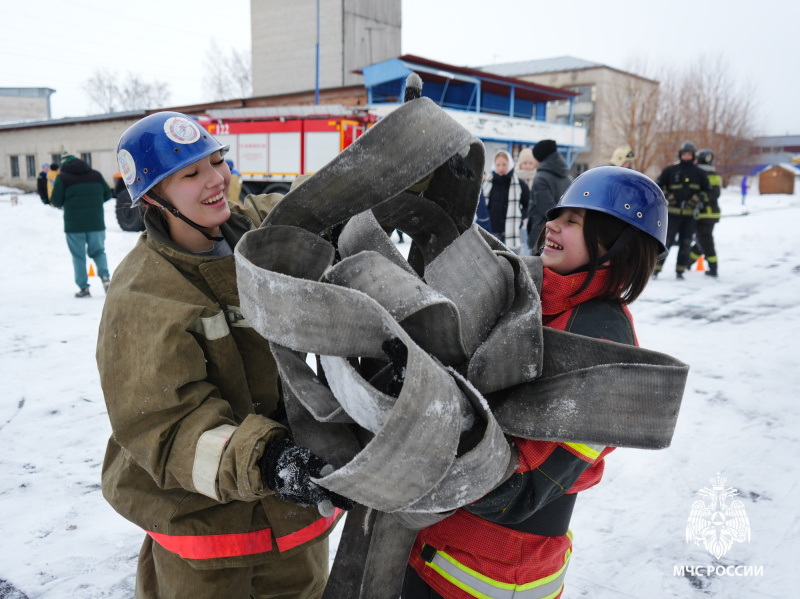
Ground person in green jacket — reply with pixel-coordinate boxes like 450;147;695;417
50;153;113;297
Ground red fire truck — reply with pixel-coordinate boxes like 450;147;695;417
201;105;377;196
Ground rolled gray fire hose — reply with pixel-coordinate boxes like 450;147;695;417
235;96;688;598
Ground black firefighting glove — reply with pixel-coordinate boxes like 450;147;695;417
261;439;354;515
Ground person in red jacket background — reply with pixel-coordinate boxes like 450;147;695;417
404;167;668;599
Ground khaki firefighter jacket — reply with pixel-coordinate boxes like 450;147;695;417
97;194;340;570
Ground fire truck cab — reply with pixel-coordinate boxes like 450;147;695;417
201;106;376;197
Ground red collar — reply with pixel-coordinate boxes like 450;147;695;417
541;267;611;316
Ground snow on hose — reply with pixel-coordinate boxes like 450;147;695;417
235;97;689;518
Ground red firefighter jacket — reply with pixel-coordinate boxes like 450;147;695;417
409;267;638;599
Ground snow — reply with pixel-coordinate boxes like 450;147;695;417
1;182;799;597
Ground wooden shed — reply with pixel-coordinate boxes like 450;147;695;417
758;164;796;195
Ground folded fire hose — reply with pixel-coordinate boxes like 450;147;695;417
234;96;688;598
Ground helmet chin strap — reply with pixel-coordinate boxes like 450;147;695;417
146;190;224;242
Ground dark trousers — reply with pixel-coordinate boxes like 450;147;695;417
656;215;696;273
691;220;718;262
690;220;719;275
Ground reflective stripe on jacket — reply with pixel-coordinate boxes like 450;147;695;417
697;167;721;221
147;508;341;559
421;540;571;599
657;161;710;217
410;510;573;599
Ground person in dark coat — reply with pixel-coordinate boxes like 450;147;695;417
474;173;492;232
36;163;50;205
50;153;113;297
526;140;573;248
654;141;710;279
482;149;529;253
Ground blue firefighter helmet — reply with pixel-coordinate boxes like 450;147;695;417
546;166;668;252
116;111;229;206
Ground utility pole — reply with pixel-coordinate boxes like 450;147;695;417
315;0;320;105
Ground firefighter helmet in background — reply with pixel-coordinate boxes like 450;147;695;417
678;140;697;159
117;111;229;206
609;145;635;167
546;166;668;252
697;149;715;165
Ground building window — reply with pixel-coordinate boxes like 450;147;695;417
26;155;36;178
51;153;60;166
10;156;20;178
81;152;92;167
566;85;595;103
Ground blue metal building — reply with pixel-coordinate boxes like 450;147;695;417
359;55;586;170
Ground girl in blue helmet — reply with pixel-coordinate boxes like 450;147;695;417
404;166;668;599
98;112;351;599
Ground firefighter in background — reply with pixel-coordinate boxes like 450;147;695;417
690;149;722;277
609;144;635;168
654;141;710;279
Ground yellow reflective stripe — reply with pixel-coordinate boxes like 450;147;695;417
436;550;515;590
563;442;603;461
517;549;571;592
427;547;572;599
428;556;503;599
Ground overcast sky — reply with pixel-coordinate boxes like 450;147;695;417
2;0;796;136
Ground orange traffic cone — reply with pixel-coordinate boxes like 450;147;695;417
88;264;96;277
694;257;705;272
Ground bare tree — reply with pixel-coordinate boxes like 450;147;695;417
607;58;662;176
653;56;757;183
605;55;758;183
203;40;253;101
83;69;171;114
83;69;119;114
118;74;171;112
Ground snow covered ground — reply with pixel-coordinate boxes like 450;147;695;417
1;181;799;598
